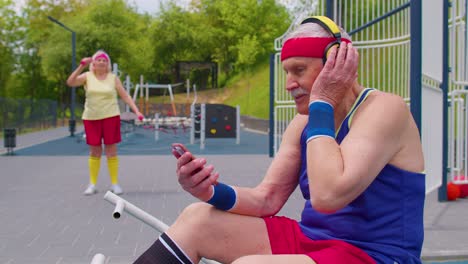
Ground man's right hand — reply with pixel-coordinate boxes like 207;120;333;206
309;42;359;108
172;143;219;201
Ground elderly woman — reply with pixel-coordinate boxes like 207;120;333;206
66;50;143;195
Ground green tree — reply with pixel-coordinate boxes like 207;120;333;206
40;0;154;110
149;0;289;85
0;0;22;98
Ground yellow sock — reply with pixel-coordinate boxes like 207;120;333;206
88;156;101;185
107;156;119;185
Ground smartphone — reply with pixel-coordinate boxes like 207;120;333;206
172;144;191;160
173;145;186;157
172;144;218;184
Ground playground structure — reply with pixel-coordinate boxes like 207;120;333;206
189;103;240;149
113;69;241;148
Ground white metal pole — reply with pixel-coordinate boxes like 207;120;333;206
104;191;170;231
103;191;220;264
90;253;106;264
190;104;195;144
126;75;131;112
112;63;118;75
133;84;139;101
201;104;206;149
155;113;159;141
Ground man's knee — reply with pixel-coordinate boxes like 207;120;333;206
174;202;214;229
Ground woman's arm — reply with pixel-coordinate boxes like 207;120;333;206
115;76;143;119
66;57;91;87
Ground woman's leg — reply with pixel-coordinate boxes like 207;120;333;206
88;145;103;185
83;145;102;195
84;119;103;191
102;116;121;192
104;144;119;185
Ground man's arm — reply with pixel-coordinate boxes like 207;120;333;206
306;93;410;213
230;114;306;217
304;42;410;213
175;114;306;217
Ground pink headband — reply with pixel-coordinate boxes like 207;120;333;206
94;53;109;61
281;37;351;61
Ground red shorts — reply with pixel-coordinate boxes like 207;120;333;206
83;115;121;146
263;216;376;264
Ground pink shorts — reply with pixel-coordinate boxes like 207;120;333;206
83;115;121;146
263;216;376;264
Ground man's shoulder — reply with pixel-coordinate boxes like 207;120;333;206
290;114;308;125
366;89;407;108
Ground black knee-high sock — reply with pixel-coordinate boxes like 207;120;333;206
134;233;193;264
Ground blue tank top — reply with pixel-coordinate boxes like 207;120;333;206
298;88;425;263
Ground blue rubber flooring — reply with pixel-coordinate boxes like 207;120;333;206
11;126;269;156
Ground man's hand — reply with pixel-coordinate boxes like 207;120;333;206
309;42;359;108
172;143;219;201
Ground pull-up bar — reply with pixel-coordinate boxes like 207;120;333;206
132;77;184;116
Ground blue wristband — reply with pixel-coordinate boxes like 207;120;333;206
206;182;237;211
307;100;335;142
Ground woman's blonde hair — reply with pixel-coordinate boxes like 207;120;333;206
90;50;112;73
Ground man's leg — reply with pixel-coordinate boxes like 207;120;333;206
233;255;315;264
135;202;272;263
134;233;192;264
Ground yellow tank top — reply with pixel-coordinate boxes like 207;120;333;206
82;72;120;120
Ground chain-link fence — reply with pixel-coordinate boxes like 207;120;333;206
0;97;60;135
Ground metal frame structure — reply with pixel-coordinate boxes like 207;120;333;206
270;0;468;200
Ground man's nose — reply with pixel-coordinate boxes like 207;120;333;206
285;75;298;91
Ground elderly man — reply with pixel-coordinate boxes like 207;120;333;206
135;16;425;264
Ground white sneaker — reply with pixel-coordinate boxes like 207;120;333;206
110;184;123;195
83;184;97;195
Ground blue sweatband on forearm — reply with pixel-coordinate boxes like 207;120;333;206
307;100;335;142
206;182;237;211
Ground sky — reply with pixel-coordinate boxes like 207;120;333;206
128;0;295;15
127;0;185;14
13;0;312;15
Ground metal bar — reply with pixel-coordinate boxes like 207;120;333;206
47;16;76;137
349;2;410;36
269;53;275;157
410;0;422;133
326;0;334;19
103;191;220;264
439;0;450;202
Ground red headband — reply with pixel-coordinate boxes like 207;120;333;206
94;53;109;61
280;37;351;61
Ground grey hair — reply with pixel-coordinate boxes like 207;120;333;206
283;23;352;44
89;50;112;73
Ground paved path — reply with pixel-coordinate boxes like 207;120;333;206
1;126;467;263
